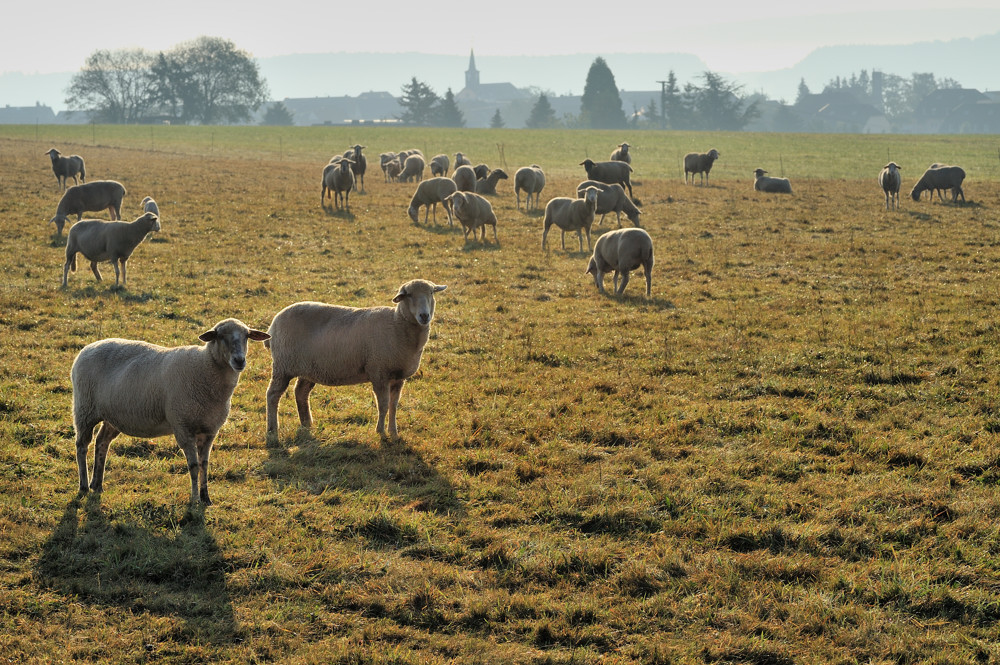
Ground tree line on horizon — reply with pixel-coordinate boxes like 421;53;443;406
66;41;968;130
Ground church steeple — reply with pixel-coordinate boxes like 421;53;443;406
465;49;480;90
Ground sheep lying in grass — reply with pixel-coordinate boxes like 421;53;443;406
430;154;450;177
684;149;720;185
580;159;634;199
879;162;901;211
753;168;792;194
71;318;270;504
408;177;457;225
45;148;86;190
62;212;161;288
910;164;965;203
585;227;654;297
445;191;498;243
514;165;545;211
265;279;447;440
322;157;355;210
610;142;631;164
475;168;508;195
399;154;426;183
542;186;600;252
576;180;641;227
50;180;127;236
452;165;477;192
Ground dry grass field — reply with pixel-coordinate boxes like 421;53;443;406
2;126;1000;664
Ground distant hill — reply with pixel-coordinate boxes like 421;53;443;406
2;33;997;115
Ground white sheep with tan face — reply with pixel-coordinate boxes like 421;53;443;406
71;319;271;504
265;279;447;440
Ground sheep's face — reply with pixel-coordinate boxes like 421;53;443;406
139;212;161;232
200;319;270;372
708;149;720;160
51;214;68;235
407;205;419;224
393;281;447;327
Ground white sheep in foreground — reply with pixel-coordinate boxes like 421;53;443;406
610;142;631;164
408;177;457;225
684;149;720;185
585;227;654;297
580;159;634;199
264;279;447;440
62;212;161;288
71;318;271;504
514;165;546;211
452;165;477;192
322;157;355;210
542;186;600;252
429;154;451;177
753;168;793;194
399;154;426;183
878;162;901;211
50;180;127;236
475;168;508;196
140;196;160;218
445;191;498;243
45;148;86;190
910;164;966;203
576;180;642;227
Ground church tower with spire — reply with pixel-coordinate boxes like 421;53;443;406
465;49;480;90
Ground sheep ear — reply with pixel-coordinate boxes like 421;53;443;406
248;330;271;342
392;287;408;303
199;330;218;343
433;285;447;293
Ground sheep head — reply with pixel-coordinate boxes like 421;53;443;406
392;280;448;327
199;318;270;373
50;214;69;235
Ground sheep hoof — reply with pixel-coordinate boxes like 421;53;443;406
88;482;103;492
199;490;212;506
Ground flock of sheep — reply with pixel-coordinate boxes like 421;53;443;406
46;139;969;506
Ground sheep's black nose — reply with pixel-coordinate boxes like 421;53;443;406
231;357;246;371
418;313;430;325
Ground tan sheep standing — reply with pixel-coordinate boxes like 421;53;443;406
50;180;127;236
62;212;161;288
542;187;600;252
585;227;654;297
514;165;546;211
45;148;86;190
264;279;447;440
878;162;901;210
71;319;271;504
683;149;720;185
445;191;499;243
408;177;457;225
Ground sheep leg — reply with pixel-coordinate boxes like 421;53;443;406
644;265;652;297
386;379;404;438
584;228;591;252
491;224;498;244
265;373;292;435
120;259;127;286
89;421;120;492
90;261;103;282
576;230;584;253
616;270;631;296
112;260;122;287
74;420;98;492
174;432;203;503
372;380;394;438
293;378;316;428
195;433;215;505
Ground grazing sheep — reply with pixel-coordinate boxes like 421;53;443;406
322;157;355;210
445;191;499;243
344;144;367;192
878;162;901;211
399;154;426;183
475;168;508;195
264;279;447;440
585;227;654;297
50;180;127;236
753;168;793;194
454;152;471;168
580;159;634;199
71;318;270;504
62;212;161;288
45;148;86;190
408;177;457;226
452;164;477;192
514;165;546;211
140;196;160;219
576;180;641;227
684;149;721;185
542;187;600;252
610;142;631;164
380;152;399;181
910;164;966;203
430;154;450;177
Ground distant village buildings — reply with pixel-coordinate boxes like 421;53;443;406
5;55;1000;133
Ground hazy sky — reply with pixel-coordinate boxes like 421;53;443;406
5;0;1000;75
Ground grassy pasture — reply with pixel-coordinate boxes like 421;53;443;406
2;126;1000;664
